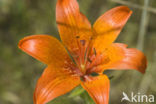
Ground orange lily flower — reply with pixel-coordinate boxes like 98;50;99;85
18;0;147;104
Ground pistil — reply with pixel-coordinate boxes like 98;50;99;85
80;64;86;74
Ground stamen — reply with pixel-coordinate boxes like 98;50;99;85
93;48;96;56
80;40;86;46
84;47;88;59
71;54;79;58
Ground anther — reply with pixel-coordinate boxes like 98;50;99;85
87;57;92;63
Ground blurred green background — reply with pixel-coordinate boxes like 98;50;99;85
0;0;156;104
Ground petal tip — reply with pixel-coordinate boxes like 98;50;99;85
115;6;133;18
141;56;148;74
18;36;33;51
118;6;133;18
18;39;24;49
118;6;132;13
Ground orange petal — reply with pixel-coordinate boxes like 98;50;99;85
18;35;71;65
92;43;147;74
56;0;92;54
93;6;132;52
81;75;110;104
34;65;80;104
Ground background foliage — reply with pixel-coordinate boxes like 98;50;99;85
0;0;156;104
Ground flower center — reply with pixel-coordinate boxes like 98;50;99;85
80;64;85;73
72;35;108;76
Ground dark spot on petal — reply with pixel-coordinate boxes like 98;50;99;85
80;40;86;46
76;36;80;39
103;57;110;64
90;36;93;40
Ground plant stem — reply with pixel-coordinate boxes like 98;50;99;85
137;0;149;51
111;0;156;14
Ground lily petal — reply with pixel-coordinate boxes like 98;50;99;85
81;75;110;104
18;35;71;65
34;65;80;104
56;0;92;54
19;35;81;103
92;43;147;74
93;6;132;52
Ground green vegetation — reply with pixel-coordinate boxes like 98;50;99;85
0;0;156;104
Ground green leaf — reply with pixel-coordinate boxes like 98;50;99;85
68;86;85;98
81;91;95;104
